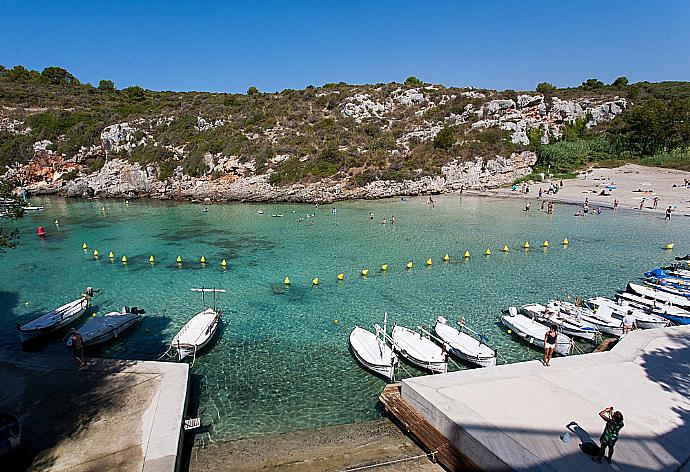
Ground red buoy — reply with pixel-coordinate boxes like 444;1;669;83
37;226;46;237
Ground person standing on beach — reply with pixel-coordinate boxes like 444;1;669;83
595;407;624;464
666;206;673;220
69;329;86;368
652;196;659;209
525;201;531;212
543;325;557;366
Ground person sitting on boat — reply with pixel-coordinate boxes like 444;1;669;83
621;311;637;335
543;325;557;367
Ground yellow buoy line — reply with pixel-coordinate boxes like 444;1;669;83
80;243;228;267
281;239;575;286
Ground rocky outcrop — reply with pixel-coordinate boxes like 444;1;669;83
22;151;536;203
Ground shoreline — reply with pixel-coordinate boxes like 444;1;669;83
186;418;442;472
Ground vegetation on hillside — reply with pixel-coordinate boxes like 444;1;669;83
1;64;689;186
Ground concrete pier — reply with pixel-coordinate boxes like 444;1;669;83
0;349;189;471
402;325;690;471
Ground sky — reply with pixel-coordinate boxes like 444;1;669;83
1;0;689;93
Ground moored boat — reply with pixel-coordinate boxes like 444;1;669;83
391;325;447;373
628;282;690;309
433;316;496;367
67;306;143;348
164;288;225;362
588;296;670;329
349;320;398;381
502;308;571;356
522;303;597;341
17;294;90;343
551;301;623;337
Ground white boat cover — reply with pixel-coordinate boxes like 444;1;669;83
172;308;219;350
349;327;397;369
20;298;87;332
392;325;446;364
434;318;495;362
71;311;139;346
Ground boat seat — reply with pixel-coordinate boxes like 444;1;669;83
184;417;201;430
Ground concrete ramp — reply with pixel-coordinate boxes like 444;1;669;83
0;349;189;472
402;326;690;471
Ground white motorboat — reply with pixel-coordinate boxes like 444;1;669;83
165;288;225;362
21;206;43;211
628;282;690;309
17;296;89;343
433;316;496;367
522;303;597;341
67;306;143;348
391;325;447;373
588;296;670;329
615;292;690;320
349;318;398;381
551;301;623;337
502;308;571;356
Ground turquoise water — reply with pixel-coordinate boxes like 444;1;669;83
1;195;687;442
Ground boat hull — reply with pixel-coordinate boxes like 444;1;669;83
502;315;571;356
434;319;496;368
392;326;447;374
18;298;88;343
349;327;398;381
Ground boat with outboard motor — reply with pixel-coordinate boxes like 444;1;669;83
587;296;671;329
17;288;94;343
551;300;623;337
67;306;143;348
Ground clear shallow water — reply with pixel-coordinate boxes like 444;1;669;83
0;195;687;442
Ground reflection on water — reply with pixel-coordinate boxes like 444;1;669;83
0;195;687;441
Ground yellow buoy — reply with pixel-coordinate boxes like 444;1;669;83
523;241;530;249
284;276;290;285
502;245;509;252
665;243;674;250
337;273;344;281
108;251;114;258
543;240;549;248
507;329;512;334
485;248;491;256
121;255;128;263
406;261;413;269
149;255;155;263
54;219;59;225
82;242;88;249
101;206;105;212
381;264;388;271
464;250;470;258
333;319;339;325
563;238;569;245
176;256;182;263
426;258;432;266
312;277;319;286
221;259;227;267
93;249;99;257
443;254;450;262
361;269;369;277
200;256;207;263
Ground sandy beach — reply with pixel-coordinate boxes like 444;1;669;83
491;164;690;217
187;419;442;472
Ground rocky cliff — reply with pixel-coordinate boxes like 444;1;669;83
0;74;629;202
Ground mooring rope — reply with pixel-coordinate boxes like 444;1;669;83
344;450;439;471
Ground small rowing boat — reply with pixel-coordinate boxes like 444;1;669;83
628;282;690;309
551;301;623;337
17;295;89;343
67;306;143;348
502;308;571;356
391;325;447;373
433;316;496;367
